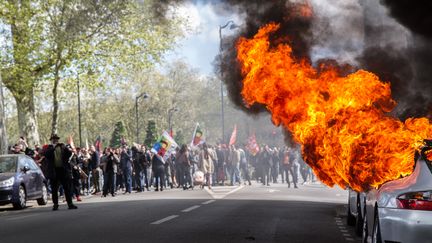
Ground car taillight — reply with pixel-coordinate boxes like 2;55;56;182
397;191;432;211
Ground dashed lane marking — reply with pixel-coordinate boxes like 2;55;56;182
150;215;179;225
181;205;200;213
202;200;216;205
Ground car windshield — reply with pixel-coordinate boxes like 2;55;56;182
0;157;17;173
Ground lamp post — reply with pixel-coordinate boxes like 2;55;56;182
219;20;238;144
135;92;149;143
168;107;179;137
77;74;82;147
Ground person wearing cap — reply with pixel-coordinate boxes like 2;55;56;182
42;134;78;210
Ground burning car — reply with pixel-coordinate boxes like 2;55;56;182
360;140;432;243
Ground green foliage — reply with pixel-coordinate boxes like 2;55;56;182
144;120;158;148
110;121;127;148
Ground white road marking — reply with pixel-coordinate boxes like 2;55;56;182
346;238;354;241
340;230;348;233
150;215;179;225
202;200;216;205
343;233;351;237
181;205;201;213
205;185;245;199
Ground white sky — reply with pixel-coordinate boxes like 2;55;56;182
165;1;243;75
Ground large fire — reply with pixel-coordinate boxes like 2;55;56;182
237;23;432;192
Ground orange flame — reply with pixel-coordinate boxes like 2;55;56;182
237;23;432;192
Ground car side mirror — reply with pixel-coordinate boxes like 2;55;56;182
21;166;30;173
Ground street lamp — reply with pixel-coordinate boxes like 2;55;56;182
168;107;179;137
135;92;149;143
219;20;238;144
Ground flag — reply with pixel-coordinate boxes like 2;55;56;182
229;124;237;146
190;123;205;149
94;135;102;153
120;136;126;146
246;133;260;156
67;135;75;149
151;131;178;161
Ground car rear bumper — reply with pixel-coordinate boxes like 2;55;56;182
379;207;432;243
0;188;13;205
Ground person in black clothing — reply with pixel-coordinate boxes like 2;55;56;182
132;146;144;192
152;153;165;191
69;148;82;202
102;147;119;197
42;134;78;210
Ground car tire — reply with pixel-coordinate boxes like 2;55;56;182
13;185;26;210
362;207;368;243
355;199;363;236
37;184;48;206
372;211;382;243
347;199;356;226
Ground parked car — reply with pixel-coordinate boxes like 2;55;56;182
0;154;48;209
361;141;432;243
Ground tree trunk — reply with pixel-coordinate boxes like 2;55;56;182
0;74;8;154
16;92;40;147
51;72;60;135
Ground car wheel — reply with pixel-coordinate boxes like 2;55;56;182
372;211;382;243
362;207;368;243
355;200;364;236
37;184;48;206
13;185;26;210
347;198;356;226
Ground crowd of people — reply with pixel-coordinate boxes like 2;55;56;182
8;134;316;210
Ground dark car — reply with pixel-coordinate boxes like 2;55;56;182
0;154;48;209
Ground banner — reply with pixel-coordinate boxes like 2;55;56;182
190;123;204;149
229;124;237;146
94;135;102;153
246;133;260;156
151;131;178;161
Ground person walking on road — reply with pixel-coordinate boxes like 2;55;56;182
152;153;165;191
102;147;119;197
42;134;78;210
176;144;193;190
239;146;252;186
228;145;241;186
198;143;215;189
89;145;101;194
120;146;133;194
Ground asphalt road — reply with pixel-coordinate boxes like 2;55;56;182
0;182;361;243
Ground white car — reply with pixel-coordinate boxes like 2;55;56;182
361;144;432;243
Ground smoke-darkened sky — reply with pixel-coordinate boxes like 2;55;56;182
163;0;432;119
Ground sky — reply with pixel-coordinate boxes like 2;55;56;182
165;1;243;75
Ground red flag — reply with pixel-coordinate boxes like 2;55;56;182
246;133;260;156
229;124;237;146
94;135;102;152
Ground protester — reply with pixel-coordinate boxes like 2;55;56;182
228;145;241;186
176;144;193;190
120;145;133;194
151;152;165;191
198;143;214;189
42;134;78;210
102;147;119;197
239;146;252;186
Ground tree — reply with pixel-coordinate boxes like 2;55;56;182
0;73;7;154
0;0;185;146
110;121;127;148
144;120;158;148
